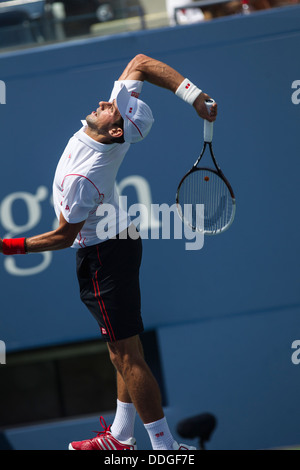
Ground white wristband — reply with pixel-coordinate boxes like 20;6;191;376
175;79;202;106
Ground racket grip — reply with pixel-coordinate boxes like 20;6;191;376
204;99;215;143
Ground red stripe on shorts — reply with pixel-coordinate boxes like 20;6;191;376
93;271;116;342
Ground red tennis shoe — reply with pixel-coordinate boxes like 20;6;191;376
68;417;137;450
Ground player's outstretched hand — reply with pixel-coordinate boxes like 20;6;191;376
194;92;218;122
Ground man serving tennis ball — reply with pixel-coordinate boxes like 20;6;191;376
0;54;217;451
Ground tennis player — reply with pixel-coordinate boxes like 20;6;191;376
0;54;217;451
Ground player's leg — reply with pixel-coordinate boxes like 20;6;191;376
116;370;131;403
106;335;196;450
109;371;136;441
108;335;190;450
110;338;157;442
114;335;144;403
107;335;164;425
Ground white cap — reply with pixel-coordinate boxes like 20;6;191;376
115;84;154;144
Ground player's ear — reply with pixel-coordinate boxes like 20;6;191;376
109;127;123;139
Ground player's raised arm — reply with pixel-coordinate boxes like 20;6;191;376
118;54;217;122
0;213;85;255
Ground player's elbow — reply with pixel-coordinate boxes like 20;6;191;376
55;229;77;249
56;214;85;250
131;54;150;72
54;235;74;250
63;236;75;249
133;53;149;63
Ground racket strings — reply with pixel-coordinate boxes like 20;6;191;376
178;169;233;234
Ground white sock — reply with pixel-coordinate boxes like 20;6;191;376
144;416;175;450
110;399;136;441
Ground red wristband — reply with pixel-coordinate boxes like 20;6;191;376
2;238;27;255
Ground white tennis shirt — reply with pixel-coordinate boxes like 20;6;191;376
52;80;143;248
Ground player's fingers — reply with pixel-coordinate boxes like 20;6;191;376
207;103;218;121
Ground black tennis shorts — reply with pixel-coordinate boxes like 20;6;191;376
76;225;144;342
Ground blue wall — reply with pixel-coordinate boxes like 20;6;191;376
0;5;300;450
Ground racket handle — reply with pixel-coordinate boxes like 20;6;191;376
204;99;215;143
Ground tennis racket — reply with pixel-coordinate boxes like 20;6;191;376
176;99;236;235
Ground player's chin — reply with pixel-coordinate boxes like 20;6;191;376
86;115;96;127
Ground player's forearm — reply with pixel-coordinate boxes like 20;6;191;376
25;230;75;253
0;215;85;255
0;230;74;255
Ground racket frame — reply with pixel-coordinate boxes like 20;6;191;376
176;141;236;235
